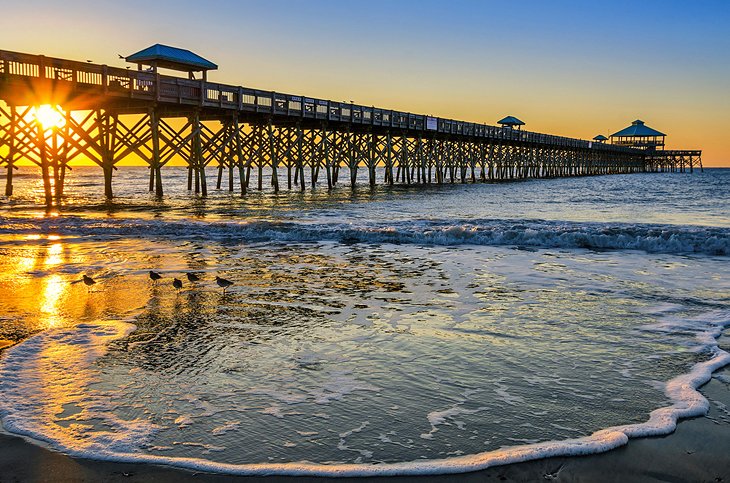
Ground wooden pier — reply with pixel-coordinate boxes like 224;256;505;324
0;48;699;209
645;150;703;173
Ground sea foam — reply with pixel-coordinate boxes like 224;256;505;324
0;311;728;476
2;215;729;256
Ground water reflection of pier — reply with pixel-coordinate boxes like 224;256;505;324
0;46;699;210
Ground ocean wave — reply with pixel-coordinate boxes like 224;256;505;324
1;215;729;256
1;311;728;476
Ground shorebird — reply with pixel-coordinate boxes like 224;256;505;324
186;272;200;283
82;274;96;292
173;278;183;292
149;271;162;284
215;276;234;293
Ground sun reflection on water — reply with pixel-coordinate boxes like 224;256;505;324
40;274;65;329
1;237;159;343
45;243;63;267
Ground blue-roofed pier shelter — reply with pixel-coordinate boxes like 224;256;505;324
126;44;218;81
497;116;525;130
610;120;665;151
608;120;702;173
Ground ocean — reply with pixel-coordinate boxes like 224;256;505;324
0;166;728;476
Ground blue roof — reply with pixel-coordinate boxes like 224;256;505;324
498;116;525;126
125;44;218;71
610;120;665;138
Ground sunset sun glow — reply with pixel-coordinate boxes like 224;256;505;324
32;105;66;131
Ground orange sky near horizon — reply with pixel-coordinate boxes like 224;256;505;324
2;0;728;167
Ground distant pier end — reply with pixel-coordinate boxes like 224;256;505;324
607;120;702;173
0;47;700;209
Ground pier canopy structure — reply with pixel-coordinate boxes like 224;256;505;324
125;44;218;81
609;120;701;173
610;120;665;152
592;135;608;144
498;116;524;130
0;47;695;210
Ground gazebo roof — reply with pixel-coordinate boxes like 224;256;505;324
125;44;218;72
498;116;525;126
610;120;665;138
593;134;608;141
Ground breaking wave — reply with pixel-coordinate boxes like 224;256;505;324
2;215;729;256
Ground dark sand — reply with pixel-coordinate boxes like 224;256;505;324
1;366;729;483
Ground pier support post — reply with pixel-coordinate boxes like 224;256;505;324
36;120;53;209
348;129;357;188
103;165;113;199
235;119;246;196
149;109;163;197
216;157;225;190
98;111;118;200
323;125;332;189
4;106;17;197
55;110;71;200
368;132;376;187
267;119;280;193
51;126;62;204
332;131;340;186
190;111;207;196
297;124;305;192
310;130;319;187
386;131;394;186
402;134;411;184
427;138;434;183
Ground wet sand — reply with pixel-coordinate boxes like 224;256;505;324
0;235;728;482
1;367;728;483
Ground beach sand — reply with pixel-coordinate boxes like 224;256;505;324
0;232;728;482
1;365;728;483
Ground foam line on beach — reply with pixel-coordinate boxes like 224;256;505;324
1;215;729;256
0;311;728;476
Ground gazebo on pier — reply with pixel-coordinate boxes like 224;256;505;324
125;44;218;81
609;120;665;152
592;134;608;144
498;116;525;130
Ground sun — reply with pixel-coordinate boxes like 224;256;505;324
33;105;66;130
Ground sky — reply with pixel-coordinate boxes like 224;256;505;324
4;0;729;166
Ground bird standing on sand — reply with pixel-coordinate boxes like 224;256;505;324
149;271;162;284
82;274;96;292
173;278;183;292
186;272;200;283
215;276;234;293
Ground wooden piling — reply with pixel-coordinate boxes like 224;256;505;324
4;106;16;196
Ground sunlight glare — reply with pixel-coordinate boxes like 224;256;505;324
44;243;63;266
40;274;65;328
33;105;66;131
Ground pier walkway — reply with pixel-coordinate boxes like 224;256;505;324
0;48;699;208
